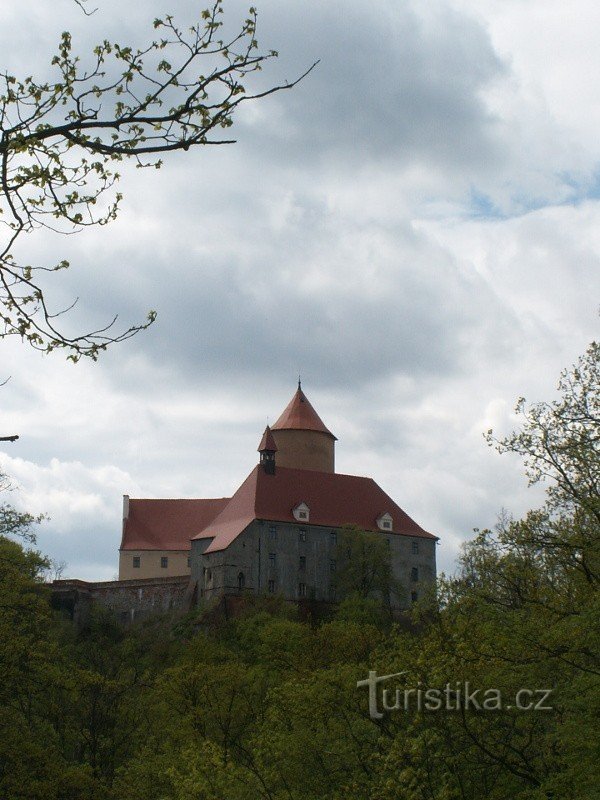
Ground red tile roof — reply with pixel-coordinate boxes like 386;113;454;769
258;425;278;452
271;387;336;439
120;498;229;551
192;470;259;550
193;465;437;553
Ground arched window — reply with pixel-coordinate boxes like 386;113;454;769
237;571;245;591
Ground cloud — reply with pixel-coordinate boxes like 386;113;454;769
0;0;599;583
0;454;139;580
237;0;506;174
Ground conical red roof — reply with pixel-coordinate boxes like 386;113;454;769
271;386;336;439
258;425;278;452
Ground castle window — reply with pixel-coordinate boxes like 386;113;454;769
187;556;191;567
412;541;419;555
268;579;275;593
329;586;336;601
377;512;393;532
298;582;306;598
292;502;310;522
237;572;245;591
298;529;306;542
411;567;419;582
411;591;418;603
269;525;277;540
269;552;277;567
330;530;337;545
329;558;336;573
299;555;306;571
161;556;168;569
133;556;140;568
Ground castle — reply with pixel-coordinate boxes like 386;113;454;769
118;384;437;610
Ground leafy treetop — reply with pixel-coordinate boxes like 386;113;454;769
486;340;599;524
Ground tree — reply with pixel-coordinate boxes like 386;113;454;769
0;469;44;543
335;526;399;611
423;340;600;799
486;340;599;524
0;1;315;360
485;340;600;590
352;341;600;800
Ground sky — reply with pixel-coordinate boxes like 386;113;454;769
0;0;598;580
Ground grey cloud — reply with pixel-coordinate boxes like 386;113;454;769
60;195;522;400
235;0;507;174
41;520;119;582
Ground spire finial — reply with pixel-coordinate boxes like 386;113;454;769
298;375;302;391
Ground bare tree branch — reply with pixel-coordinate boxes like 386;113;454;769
0;1;316;360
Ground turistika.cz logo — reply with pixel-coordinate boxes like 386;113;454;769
356;671;554;720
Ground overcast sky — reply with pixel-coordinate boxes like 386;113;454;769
1;0;598;580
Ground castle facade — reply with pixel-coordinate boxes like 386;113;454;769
119;385;437;609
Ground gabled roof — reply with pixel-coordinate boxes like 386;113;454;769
258;425;278;452
120;498;229;551
192;470;259;551
193;465;436;553
271;387;336;439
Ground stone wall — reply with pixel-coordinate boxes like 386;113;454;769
192;520;436;610
51;575;192;627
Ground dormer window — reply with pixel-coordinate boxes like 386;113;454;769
377;512;393;532
293;502;310;522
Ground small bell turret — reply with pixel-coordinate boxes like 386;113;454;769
258;425;277;474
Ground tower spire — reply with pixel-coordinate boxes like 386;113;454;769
269;383;336;473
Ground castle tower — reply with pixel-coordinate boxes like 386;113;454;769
270;382;336;473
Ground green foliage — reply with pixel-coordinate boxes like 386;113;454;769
0;470;46;543
335;591;392;629
336;525;399;609
487;340;600;523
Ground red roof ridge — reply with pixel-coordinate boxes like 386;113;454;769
191;465;437;555
272;465;378;483
128;496;230;502
192;466;261;546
